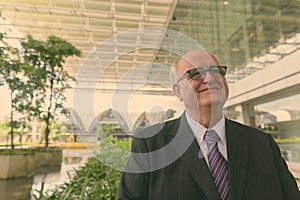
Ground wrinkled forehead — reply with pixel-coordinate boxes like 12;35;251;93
177;51;220;74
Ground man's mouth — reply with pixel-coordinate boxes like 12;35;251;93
198;88;217;93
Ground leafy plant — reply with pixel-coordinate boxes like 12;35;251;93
35;157;122;200
96;123;115;140
0;118;10;137
35;138;131;200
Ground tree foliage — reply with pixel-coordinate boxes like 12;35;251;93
0;32;34;148
0;32;80;148
21;35;81;147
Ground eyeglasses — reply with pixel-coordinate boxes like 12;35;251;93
176;65;227;84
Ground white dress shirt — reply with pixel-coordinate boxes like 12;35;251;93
185;113;228;165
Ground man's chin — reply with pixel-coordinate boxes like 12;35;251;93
198;99;225;109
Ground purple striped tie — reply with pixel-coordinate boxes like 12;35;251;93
205;129;229;200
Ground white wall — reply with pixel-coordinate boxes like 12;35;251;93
226;50;300;108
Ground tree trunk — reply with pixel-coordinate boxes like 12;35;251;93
45;76;54;147
10;91;15;149
45;124;50;147
10;130;14;149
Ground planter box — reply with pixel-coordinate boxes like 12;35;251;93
0;147;62;179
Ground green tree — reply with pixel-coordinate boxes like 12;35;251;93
0;32;35;148
21;35;81;147
0;33;80;148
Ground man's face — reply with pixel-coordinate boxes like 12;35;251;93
174;51;229;114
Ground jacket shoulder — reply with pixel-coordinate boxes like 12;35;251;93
132;117;181;151
226;118;271;138
134;118;180;138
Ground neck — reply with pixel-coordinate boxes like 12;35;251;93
187;106;223;129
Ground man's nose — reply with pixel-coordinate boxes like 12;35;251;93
202;70;215;83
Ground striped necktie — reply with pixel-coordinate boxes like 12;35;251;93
205;129;229;200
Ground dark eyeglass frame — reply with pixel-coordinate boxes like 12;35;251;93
176;65;227;84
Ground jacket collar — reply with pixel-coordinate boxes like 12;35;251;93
171;115;249;199
171;114;220;200
225;118;248;200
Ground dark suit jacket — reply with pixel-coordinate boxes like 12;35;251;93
118;114;300;200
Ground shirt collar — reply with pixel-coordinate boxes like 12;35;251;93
185;112;226;144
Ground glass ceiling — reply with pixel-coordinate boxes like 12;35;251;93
0;0;299;94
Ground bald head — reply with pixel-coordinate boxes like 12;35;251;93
176;51;221;75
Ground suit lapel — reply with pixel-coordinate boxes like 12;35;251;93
171;115;220;200
225;119;249;200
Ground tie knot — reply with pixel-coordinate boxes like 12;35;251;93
205;129;219;148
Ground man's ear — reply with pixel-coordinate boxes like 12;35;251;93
173;84;183;101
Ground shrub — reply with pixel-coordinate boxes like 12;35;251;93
35;137;131;200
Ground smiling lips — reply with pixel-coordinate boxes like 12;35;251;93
198;87;218;93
